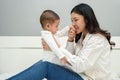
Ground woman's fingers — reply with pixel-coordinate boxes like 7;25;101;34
68;26;76;42
41;39;46;48
41;39;51;51
70;26;76;33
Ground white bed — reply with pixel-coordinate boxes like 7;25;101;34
0;36;120;80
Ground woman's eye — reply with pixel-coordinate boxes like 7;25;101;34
74;19;78;22
71;19;79;22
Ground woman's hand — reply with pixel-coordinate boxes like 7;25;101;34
41;39;51;51
68;26;76;42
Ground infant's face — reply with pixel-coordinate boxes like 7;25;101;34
50;20;60;34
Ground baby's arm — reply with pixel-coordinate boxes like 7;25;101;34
52;34;72;65
56;26;70;37
52;35;60;48
52;33;75;64
41;31;65;59
41;31;74;65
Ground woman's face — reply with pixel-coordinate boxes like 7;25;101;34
71;12;86;34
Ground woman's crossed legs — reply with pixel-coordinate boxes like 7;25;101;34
7;60;83;80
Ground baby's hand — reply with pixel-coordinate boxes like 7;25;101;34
60;56;72;66
68;25;76;42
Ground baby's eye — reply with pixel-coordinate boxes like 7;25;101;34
71;20;73;22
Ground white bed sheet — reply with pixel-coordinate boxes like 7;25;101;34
0;73;15;80
0;73;120;80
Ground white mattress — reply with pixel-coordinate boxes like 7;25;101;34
0;73;120;80
0;73;15;80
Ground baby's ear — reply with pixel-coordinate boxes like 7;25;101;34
46;23;50;28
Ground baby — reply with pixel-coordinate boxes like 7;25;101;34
40;10;75;65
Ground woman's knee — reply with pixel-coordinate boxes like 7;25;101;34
34;60;52;67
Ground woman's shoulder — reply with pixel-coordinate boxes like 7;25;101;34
92;33;106;40
87;33;110;48
89;33;107;43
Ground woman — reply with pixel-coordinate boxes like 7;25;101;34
7;3;114;80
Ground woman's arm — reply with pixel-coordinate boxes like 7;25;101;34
66;26;76;54
66;35;110;73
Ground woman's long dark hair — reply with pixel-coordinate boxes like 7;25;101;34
71;3;115;49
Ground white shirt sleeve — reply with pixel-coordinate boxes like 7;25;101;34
55;26;70;37
41;31;65;59
66;41;75;55
65;36;108;73
60;47;76;64
41;30;76;64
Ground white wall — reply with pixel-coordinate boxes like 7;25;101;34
0;0;120;36
111;37;120;73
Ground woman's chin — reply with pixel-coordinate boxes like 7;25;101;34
76;31;81;34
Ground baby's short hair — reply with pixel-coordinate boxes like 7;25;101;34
40;10;60;28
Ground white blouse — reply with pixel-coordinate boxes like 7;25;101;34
41;26;112;80
66;33;112;80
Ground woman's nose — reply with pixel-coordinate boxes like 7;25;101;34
72;22;75;26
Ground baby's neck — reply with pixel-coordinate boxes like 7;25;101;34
43;29;54;34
